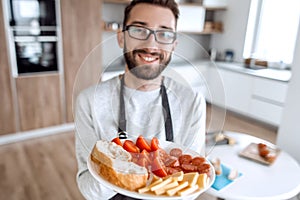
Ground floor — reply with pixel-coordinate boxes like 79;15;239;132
0;104;298;200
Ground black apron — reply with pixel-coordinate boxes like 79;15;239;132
110;75;174;200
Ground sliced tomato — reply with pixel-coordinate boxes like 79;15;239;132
151;157;168;177
123;140;140;153
136;135;152;152
150;137;160;151
111;137;122;146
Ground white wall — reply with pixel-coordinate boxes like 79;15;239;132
276;17;300;163
210;0;251;62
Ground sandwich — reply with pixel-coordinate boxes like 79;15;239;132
91;140;148;191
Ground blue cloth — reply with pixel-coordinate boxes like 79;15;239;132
212;164;242;191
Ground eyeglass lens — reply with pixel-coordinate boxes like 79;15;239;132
126;26;176;44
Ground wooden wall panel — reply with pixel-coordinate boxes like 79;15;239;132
16;74;62;131
0;0;16;135
60;0;103;122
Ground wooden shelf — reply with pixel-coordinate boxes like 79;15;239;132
204;6;227;11
103;0;131;4
179;30;223;35
199;30;223;34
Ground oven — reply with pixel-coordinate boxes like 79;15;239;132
6;0;61;76
14;35;58;74
9;0;57;27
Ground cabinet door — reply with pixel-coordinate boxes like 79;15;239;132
222;70;252;113
208;69;252;114
249;77;288;126
252;77;288;105
249;98;283;126
61;0;103;122
0;0;16;135
16;75;63;131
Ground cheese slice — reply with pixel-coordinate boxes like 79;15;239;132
181;172;199;186
178;184;199;196
166;181;189;196
150;177;173;191
170;171;184;181
154;181;179;195
197;173;208;189
138;178;162;193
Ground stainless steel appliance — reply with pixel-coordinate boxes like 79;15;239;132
5;0;61;76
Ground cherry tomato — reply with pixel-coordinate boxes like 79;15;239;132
111;137;122;146
150;137;160;151
136;135;152;152
151;157;168;177
123;140;140;153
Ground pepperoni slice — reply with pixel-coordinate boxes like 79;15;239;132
169;148;183;158
178;154;193;165
164;156;180;167
166;166;182;175
198;163;211;174
181;163;198;173
191;156;206;166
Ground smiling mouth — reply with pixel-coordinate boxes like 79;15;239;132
134;49;161;64
139;54;159;63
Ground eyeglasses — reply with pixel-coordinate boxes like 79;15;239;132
124;25;177;44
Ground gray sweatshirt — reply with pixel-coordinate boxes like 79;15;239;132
74;75;206;199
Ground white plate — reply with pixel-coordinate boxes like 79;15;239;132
87;140;215;199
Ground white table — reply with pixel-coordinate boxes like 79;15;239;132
205;132;300;200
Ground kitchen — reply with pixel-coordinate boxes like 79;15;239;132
0;0;300;199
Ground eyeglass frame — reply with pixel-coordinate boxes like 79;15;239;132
123;25;177;44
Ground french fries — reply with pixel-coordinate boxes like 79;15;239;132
138;171;210;197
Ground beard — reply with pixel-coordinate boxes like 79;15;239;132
123;48;172;80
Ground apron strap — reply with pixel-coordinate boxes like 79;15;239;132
118;75;173;141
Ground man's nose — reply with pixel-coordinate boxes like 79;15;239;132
144;32;159;47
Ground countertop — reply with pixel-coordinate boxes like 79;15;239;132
213;61;292;82
103;60;292;82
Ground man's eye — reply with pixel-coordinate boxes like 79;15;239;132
132;28;145;34
159;31;175;38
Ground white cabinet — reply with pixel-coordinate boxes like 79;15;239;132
207;66;289;126
220;69;252;114
207;68;252;115
249;77;288;125
177;5;205;33
251;77;288;104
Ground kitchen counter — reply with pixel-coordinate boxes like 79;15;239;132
103;60;292;82
214;61;292;82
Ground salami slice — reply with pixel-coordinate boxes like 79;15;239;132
169;148;183;158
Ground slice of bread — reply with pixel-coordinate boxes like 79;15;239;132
91;140;148;191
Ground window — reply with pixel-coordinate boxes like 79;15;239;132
243;0;300;66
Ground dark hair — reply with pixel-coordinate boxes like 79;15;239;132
122;0;180;30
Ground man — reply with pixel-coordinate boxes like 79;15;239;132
75;0;206;199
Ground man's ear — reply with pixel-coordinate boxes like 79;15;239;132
117;31;124;48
